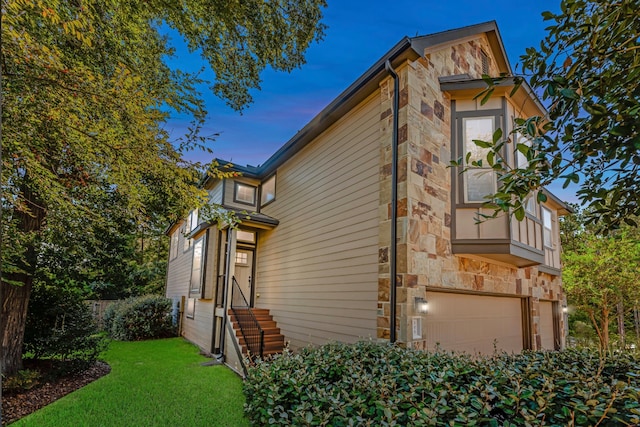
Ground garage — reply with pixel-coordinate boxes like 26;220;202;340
425;291;525;354
539;301;557;350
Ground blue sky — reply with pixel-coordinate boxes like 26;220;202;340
164;0;577;202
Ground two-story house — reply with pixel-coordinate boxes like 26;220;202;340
165;21;571;374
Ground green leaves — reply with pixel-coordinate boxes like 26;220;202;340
244;342;640;426
471;0;640;231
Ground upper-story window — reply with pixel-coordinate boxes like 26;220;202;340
190;237;205;296
183;209;198;251
525;196;537;216
234;182;256;205
170;230;179;260
515;132;532;170
542;206;553;247
189;209;199;232
463;116;497;203
261;174;276;206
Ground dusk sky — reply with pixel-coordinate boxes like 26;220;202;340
164;0;578;202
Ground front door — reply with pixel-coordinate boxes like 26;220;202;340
234;248;254;306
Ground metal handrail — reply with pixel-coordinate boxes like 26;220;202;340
230;276;264;360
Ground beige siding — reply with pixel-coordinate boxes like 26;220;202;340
182;299;214;352
257;91;381;348
455;208;509;239
166;227;191;298
166;225;215;353
207;181;224;205
223;178;260;211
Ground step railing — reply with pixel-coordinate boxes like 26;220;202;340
230;276;264;360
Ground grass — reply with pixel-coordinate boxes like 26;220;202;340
13;338;249;427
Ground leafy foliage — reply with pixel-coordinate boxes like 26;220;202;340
106;295;176;341
2;370;42;392
561;211;640;353
245;341;640;426
469;0;640;230
1;0;326;374
23;281;108;374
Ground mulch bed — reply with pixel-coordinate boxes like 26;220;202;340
2;361;111;425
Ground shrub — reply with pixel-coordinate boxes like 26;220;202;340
23;281;108;375
244;341;640;426
107;295;176;341
3;369;41;392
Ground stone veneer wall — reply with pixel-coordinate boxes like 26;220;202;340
377;35;566;350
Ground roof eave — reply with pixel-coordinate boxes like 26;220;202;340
257;37;419;176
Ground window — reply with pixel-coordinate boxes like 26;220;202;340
261;174;276;206
542;207;553;247
185;298;195;319
170;230;179;260
183;209;198;251
190;237;205;295
463;117;496;203
237;230;255;243
234;182;256;205
235;252;248;265
189;209;199;232
525;196;537;215
515;133;532;170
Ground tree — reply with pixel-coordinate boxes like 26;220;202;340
562;220;640;353
1;0;326;375
472;0;639;230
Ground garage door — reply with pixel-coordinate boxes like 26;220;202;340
539;301;556;350
425;291;524;354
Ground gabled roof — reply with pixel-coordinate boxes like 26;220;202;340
209;21;512;182
410;21;511;74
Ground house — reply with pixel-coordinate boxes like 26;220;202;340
165;21;571;374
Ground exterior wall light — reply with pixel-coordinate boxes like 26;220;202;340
562;305;569;314
415;297;429;314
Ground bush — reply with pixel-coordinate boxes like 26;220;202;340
23;281;108;375
244;341;640;426
107;295;176;341
3;369;41;392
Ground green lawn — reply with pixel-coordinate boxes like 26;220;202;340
14;338;249;427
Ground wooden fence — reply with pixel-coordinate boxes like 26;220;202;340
86;300;121;330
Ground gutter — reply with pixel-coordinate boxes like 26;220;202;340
385;60;399;344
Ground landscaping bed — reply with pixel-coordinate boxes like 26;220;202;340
2;361;111;424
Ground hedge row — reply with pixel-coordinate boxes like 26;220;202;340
244;341;640;426
103;295;176;341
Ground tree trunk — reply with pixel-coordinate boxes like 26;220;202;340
634;304;640;341
1;276;33;375
617;301;625;348
2;180;46;376
601;306;610;354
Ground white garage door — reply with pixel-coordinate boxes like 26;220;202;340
539;301;556;350
425;291;524;355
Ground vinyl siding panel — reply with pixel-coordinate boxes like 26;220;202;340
207;181;224;205
223;178;260;210
166;226;215;352
166;227;191;297
257;91;381;348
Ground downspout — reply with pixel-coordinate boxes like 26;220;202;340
385;60;399;344
217;228;236;362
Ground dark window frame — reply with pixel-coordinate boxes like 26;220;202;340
233;181;257;206
260;174;277;207
454;109;504;206
189;236;206;296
